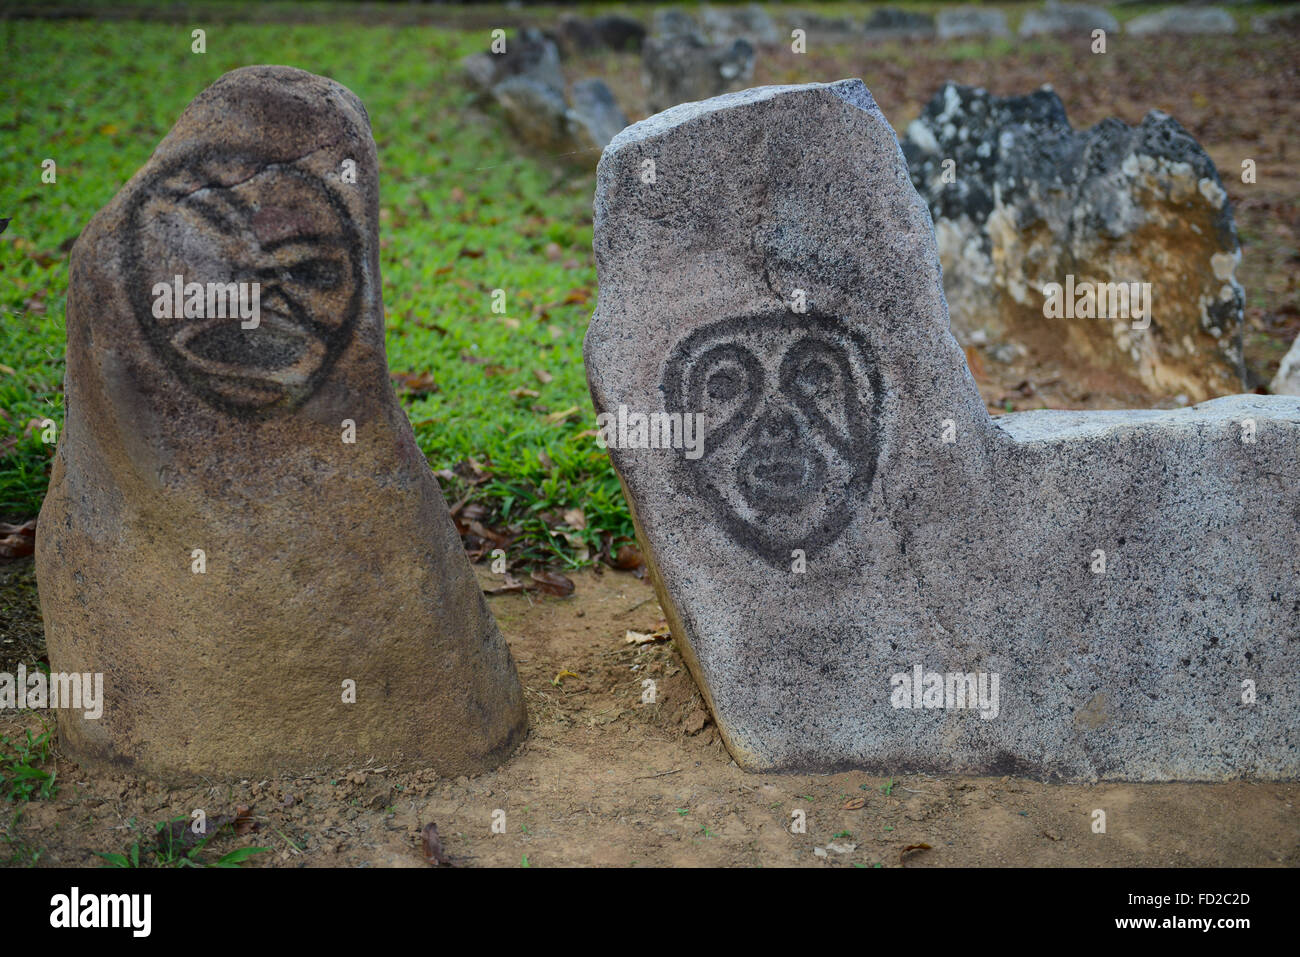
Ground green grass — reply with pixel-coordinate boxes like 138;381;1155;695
97;814;269;868
0;721;58;866
1;722;58;805
0;18;632;565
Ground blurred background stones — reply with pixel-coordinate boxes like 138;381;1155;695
936;8;1010;40
461;27;629;161
1128;7;1236;35
864;8;936;42
642;26;755;114
1018;3;1119;38
452;3;1296;408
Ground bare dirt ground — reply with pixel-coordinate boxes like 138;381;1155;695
2;563;1296;868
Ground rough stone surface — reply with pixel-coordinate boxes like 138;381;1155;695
460;29;564;99
493;74;573;152
1270;336;1300;396
592;15;649;51
936;9;1010;39
1128;7;1236;36
652;9;702;40
568;78;630;154
462;30;627;160
1019;4;1120;37
1251;8;1300;33
36;66;528;782
585;80;1300;780
643;33;755;114
903;83;1245;402
555;14;647;54
864;8;936;40
701;4;781;48
784;11;861;42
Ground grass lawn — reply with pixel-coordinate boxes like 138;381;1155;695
0;18;631;568
3;5;1296;572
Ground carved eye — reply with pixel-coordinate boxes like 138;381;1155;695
780;338;856;453
707;369;741;401
798;359;833;391
286;257;342;290
685;343;762;445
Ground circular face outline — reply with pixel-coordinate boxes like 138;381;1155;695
661;309;884;566
123;150;365;420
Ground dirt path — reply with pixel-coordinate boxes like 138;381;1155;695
3;564;1294;868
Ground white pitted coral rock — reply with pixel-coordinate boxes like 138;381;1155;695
584;80;1300;780
36;66;527;782
904;83;1246;404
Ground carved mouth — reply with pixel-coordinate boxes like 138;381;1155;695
751;459;805;489
737;446;826;508
170;311;323;381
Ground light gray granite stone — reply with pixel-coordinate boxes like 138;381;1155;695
642;33;755;114
584;80;1300;780
1128;7;1236;35
568;78;630;154
1019;4;1120;37
937;8;1010;39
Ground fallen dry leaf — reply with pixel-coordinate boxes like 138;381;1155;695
544;405;579;424
0;535;34;559
0;517;36;558
562;507;586;530
482;573;528;596
531;569;574;597
159;805;257;852
465;520;509;547
900;843;932;863
391;370;438;396
613;543;644;570
533;368;554;385
843;797;867;810
421;822;452;866
457;502;488;522
624;628;670;646
556;528;590;562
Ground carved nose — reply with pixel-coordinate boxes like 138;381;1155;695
753;405;798;443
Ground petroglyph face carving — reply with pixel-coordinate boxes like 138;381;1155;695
662;311;882;564
126;153;364;418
